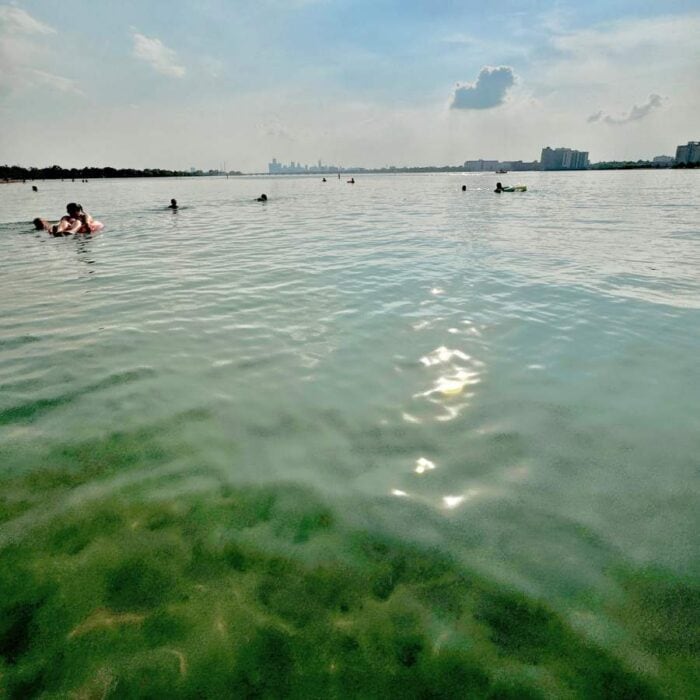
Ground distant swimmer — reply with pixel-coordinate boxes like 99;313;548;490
168;198;178;209
347;177;355;184
256;193;268;202
322;177;327;182
494;182;527;193
462;185;466;191
32;185;38;192
33;218;51;231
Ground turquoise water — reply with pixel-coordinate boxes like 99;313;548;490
0;172;698;697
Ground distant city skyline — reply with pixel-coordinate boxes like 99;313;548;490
265;140;698;174
1;2;699;171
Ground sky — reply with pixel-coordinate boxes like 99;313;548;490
1;0;699;171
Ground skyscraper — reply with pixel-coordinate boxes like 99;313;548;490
675;142;700;165
540;147;589;170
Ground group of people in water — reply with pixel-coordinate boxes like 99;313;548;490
33;202;101;236
34;179;522;237
33;194;273;236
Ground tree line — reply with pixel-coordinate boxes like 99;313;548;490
1;164;242;180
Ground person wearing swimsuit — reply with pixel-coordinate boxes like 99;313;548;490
52;203;95;235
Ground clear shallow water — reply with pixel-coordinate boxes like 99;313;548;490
1;171;699;695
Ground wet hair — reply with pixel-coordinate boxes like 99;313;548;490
462;185;466;191
33;218;44;229
67;202;83;214
171;199;177;205
257;193;267;201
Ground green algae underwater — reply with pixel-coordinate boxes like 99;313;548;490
1;423;698;699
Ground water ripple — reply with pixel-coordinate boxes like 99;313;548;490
1;171;699;590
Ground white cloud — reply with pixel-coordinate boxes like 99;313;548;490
131;31;186;78
0;5;55;35
549;13;700;57
536;13;700;91
450;66;515;110
29;69;84;96
588;94;664;125
524;12;700;158
0;4;81;97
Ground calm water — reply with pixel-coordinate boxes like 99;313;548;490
1;171;698;696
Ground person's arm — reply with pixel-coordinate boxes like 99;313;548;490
77;212;93;232
53;218;69;233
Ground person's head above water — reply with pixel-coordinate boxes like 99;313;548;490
169;198;178;208
495;182;503;192
256;193;268;202
66;202;83;216
33;217;48;230
462;185;466;191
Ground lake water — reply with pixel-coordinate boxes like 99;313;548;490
0;171;698;697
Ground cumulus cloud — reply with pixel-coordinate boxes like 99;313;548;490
588;94;664;125
132;31;186;78
450;66;515;110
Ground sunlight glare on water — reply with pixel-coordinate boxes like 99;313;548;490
1;170;699;600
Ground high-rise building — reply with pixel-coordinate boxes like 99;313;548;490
675;142;700;165
540;147;589;170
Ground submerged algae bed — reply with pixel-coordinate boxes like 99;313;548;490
0;426;698;699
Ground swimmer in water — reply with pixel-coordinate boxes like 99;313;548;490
347;177;355;184
51;202;95;235
462;185;466;191
169;198;178;209
256;193;268;202
494;182;504;193
33;218;51;231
